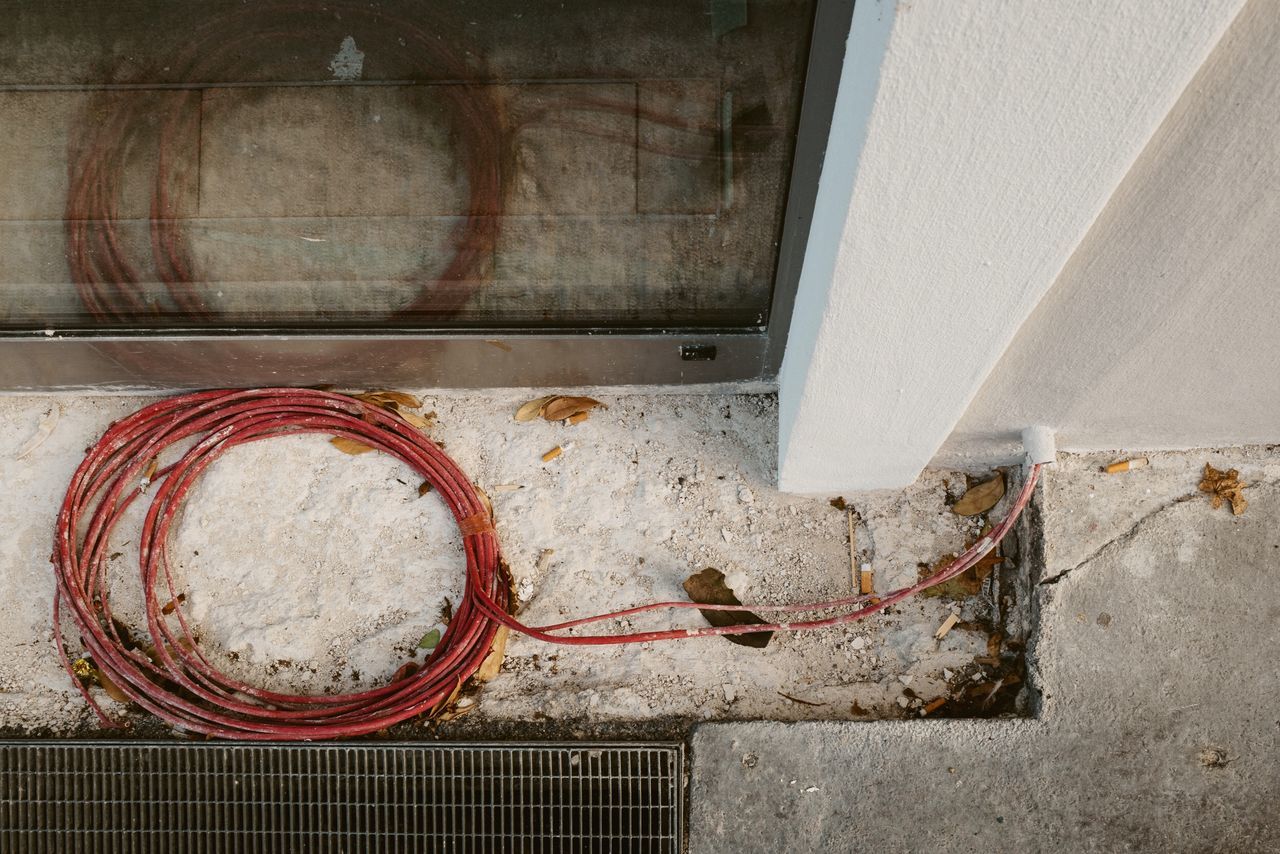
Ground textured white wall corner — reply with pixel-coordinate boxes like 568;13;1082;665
935;0;1280;470
776;0;1247;493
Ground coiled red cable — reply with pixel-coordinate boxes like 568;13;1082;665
53;388;1040;739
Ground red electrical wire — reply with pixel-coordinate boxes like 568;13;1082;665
53;388;1040;739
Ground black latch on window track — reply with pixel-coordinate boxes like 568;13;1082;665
680;343;717;361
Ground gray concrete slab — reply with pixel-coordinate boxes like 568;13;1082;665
691;450;1280;853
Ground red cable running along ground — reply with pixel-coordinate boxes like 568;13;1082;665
54;389;1041;740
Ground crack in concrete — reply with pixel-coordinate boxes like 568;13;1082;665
1039;478;1280;586
1038;493;1198;586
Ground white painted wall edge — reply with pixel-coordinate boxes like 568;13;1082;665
776;0;1247;493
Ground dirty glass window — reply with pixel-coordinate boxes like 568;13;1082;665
0;1;818;331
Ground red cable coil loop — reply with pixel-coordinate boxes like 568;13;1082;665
54;388;1040;739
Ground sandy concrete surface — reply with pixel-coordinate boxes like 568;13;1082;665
0;391;1028;734
691;447;1280;853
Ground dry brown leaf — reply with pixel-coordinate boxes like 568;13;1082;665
397;409;435;430
474;485;494;519
1199;463;1248;515
95;667;129;703
330;437;375;455
436;700;476;723
682;567;773;649
918;544;1003;600
514;395;557;422
426;676;467;722
160;593;186;615
418;481;433;497
359;390;422;409
391;661;420;683
474;626;509;682
541;396;605;422
951;474;1006;516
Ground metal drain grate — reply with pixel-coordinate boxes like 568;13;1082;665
0;741;683;853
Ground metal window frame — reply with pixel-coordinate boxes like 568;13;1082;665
0;0;854;391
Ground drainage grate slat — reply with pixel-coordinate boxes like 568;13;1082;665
0;741;683;853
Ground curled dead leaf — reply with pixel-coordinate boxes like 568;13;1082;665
330;437;375;455
358;390;422;409
682;567;773;649
396;409;435;430
391;661;420;683
951;474;1006;516
474;485;494;519
95;667;130;703
1199;463;1247;515
475;626;509;682
541;396;605;422
515;395;557;422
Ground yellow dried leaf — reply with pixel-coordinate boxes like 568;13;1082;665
541;396;605;422
951;474;1006;516
474;626;509;682
330;437;375;455
514;395;557;422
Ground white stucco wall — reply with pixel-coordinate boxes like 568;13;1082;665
776;0;1247;492
934;0;1280;470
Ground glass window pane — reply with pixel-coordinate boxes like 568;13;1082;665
0;1;818;331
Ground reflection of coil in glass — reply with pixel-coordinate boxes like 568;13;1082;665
65;2;506;326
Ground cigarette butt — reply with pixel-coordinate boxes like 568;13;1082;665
922;697;947;716
541;446;563;463
1104;457;1149;474
934;613;960;640
859;565;874;595
567;412;590;426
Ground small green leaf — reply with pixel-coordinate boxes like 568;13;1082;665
417;629;441;650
